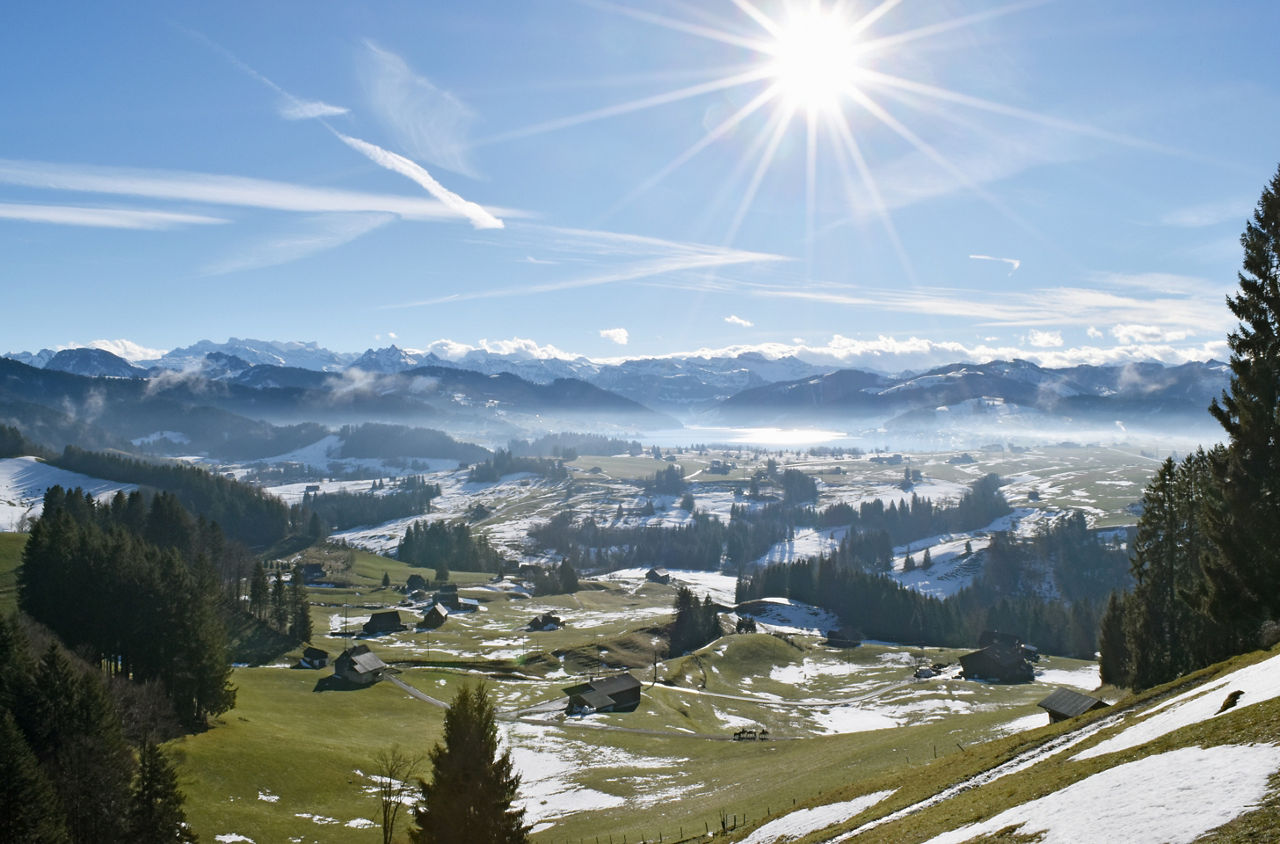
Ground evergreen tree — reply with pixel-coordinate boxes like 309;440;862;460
557;560;578;594
382;571;391;588
0;710;69;844
410;683;527;844
128;742;196;843
288;564;313;644
921;547;933;570
1204;164;1280;635
270;573;288;631
248;562;269;620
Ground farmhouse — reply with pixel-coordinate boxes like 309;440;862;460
959;643;1034;683
978;629;1040;662
563;672;643;714
646;567;671;585
528;612;562;631
432;589;480;612
334;645;395;685
302;562;326;583
363;610;408;635
1037;688;1109;723
419;604;449;629
299;646;329;669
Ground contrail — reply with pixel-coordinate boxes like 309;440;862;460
335;132;503;230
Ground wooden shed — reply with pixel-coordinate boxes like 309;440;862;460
363;610;408;635
959;644;1033;683
1037;688;1109;723
418;603;450;630
562;672;643;714
334;645;395;685
300;646;329;669
646;567;671;585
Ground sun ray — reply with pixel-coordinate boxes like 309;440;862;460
849;0;905;37
847;87;1042;239
829;109;915;282
859;0;1050;56
473;67;773;147
579;0;773;53
804;106;819;267
725;105;795;244
602;84;782;221
729;0;784;39
858;68;1182;155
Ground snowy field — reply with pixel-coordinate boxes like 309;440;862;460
0;456;136;530
927;744;1280;844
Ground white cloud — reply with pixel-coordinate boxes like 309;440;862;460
969;254;1020;275
725;314;754;327
0;158;516;221
1110;324;1194;344
388;332;398;340
1087;326;1104;339
334;133;503;230
281;99;349;121
1026;329;1062;348
420;337;577;362
204;213;395;275
361;41;478;178
599;328;630;345
0;202;227;230
54;339;168;362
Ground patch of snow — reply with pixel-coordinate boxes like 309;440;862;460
740;790;894;844
1075;651;1280;761
256;790;279;803
344;818;377;829
1035;665;1100;690
215;836;255;844
738;597;840;635
131;430;191;445
0;456;137;531
927;745;1280;844
992;712;1047;737
294;812;341;825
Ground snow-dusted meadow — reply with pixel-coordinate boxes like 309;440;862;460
0;456;136;530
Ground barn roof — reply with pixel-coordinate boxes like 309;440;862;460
1038;687;1108;718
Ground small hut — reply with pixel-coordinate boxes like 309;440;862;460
300;646;329;669
1037;688;1109;723
646;567;671;585
363;610;408;635
334;645;395;685
959;644;1033;683
562;672;643;714
419;604;449;630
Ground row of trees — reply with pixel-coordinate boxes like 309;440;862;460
1;616;194;843
397;519;504;575
19;486;237;728
247;562;313;643
468;449;568;483
298;476;441;532
1100;166;1280;690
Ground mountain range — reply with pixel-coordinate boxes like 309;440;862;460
2;339;1231;453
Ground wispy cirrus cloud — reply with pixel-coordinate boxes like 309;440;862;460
725;314;754;327
1159;197;1251;228
203;212;396;275
382;224;786;308
0;158;488;220
0;201;227;230
361;41;478;178
282;100;349;121
334;132;503;229
969;253;1020;274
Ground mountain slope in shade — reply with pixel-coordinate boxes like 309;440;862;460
43;348;146;378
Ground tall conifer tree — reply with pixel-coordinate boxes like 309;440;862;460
1205;164;1280;632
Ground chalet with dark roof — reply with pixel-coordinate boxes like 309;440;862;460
563;672;643;714
1037;688;1109;723
418;603;449;629
363;610;408;635
300;646;329;669
334;645;396;685
646;567;671;585
959;643;1033;683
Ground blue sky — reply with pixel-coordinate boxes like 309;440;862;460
3;0;1279;371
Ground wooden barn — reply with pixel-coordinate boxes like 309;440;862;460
562;672;643;714
418;603;449;629
959;644;1034;683
363;610;408;635
334;645;395;685
299;646;329;669
646;567;671;585
1037;688;1109;723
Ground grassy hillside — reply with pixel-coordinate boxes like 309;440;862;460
0;532;26;615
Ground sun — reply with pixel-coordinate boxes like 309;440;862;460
765;6;864;114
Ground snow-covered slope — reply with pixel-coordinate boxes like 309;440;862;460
0;456;136;530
